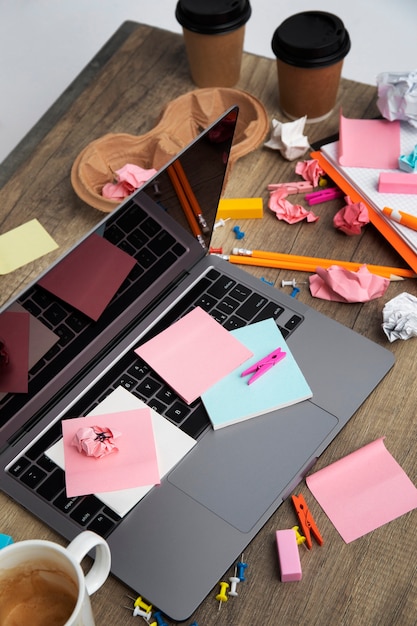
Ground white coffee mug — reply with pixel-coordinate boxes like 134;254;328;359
0;530;111;626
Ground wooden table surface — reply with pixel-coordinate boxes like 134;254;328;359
1;22;416;625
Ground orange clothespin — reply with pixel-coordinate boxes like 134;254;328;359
291;494;323;550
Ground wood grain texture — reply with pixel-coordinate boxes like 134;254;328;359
1;22;416;626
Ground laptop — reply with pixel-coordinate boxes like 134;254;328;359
0;107;394;621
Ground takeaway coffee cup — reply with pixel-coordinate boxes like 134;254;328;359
175;0;251;87
0;531;111;626
271;11;351;122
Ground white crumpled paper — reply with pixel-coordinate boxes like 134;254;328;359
382;292;417;341
264;116;309;160
376;71;417;127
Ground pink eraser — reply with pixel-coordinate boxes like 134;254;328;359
378;172;417;194
275;529;302;582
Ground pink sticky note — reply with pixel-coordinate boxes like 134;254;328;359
39;233;136;320
338;115;401;169
0;311;30;393
135;307;253;404
306;437;417;543
62;409;160;497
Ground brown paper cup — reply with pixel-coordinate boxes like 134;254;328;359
277;58;344;122
182;26;245;88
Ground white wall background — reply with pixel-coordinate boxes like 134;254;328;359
1;0;416;162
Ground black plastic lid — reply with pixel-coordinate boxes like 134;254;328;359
271;11;351;68
175;0;251;35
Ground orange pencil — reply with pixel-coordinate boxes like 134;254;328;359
173;160;210;233
227;249;416;280
167;165;206;249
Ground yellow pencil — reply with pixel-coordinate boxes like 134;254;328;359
228;248;416;280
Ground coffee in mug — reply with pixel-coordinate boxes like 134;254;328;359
0;531;111;626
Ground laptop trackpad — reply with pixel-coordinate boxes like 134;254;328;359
168;402;338;533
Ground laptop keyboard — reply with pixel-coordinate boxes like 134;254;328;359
8;266;304;538
0;202;187;426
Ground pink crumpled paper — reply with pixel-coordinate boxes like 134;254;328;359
295;159;325;186
309;265;390;303
72;425;121;458
102;164;157;200
268;187;319;224
333;195;370;235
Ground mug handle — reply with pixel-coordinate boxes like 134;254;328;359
66;530;111;595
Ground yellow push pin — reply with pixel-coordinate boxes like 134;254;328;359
216;581;229;610
292;525;306;546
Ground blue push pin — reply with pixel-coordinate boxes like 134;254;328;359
153;610;168;626
290;286;300;298
0;534;13;550
232;226;245;240
236;555;248;582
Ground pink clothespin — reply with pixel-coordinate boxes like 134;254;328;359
268;181;314;194
304;187;343;205
241;347;286;385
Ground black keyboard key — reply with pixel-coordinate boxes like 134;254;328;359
237;293;268;321
217;296;240;315
23;300;41;317
54;493;82;514
194;294;217;311
285;315;303;331
278;326;290;339
115;204;146;232
166;401;190;424
37;468;65;500
142;216;161;238
55;325;75;346
230;284;252;302
156;387;176;405
66;313;90;333
88;512;117;537
9;456;30;477
137;377;162;398
70;496;102;526
116;375;138;393
128;361;151;380
210;310;228;324
43;302;67;326
31;288;54;308
20;465;47;488
223;316;246;330
103;224;124;245
37;454;57;472
148;398;167;414
253;302;284;323
207;276;236;299
136;248;157;268
118;240;136;256
127;228;148;250
148;231;175;256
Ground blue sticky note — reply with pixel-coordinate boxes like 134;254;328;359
201;318;312;430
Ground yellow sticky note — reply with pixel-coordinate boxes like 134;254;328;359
0;219;58;274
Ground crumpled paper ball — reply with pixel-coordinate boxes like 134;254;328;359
264;116;309;160
268;187;319;223
295;159;325;186
309;265;390;303
382;292;417;341
376;70;417;127
333;195;370;235
72;425;121;458
102;164;157;200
